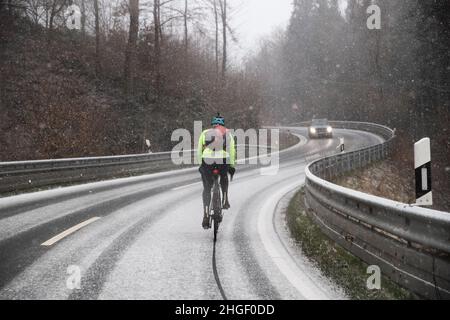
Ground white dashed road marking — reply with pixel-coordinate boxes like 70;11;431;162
41;217;101;246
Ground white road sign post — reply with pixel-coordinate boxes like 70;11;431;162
146;139;152;154
414;138;432;206
337;138;345;153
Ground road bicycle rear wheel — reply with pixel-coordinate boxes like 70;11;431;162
213;216;218;242
212;180;222;242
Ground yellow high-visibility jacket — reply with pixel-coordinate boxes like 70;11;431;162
198;127;236;167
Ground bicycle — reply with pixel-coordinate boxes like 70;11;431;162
209;167;223;243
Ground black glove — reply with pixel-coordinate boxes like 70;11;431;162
228;167;236;179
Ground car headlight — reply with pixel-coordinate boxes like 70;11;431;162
310;127;316;134
327;126;333;133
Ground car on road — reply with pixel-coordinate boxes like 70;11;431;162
309;119;333;139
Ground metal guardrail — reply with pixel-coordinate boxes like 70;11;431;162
0;150;194;194
0;145;268;194
303;121;450;299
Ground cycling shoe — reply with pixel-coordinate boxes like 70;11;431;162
202;216;210;229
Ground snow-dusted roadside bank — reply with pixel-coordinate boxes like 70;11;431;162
285;187;416;300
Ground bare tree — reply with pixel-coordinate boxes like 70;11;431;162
48;0;68;32
21;0;45;23
218;0;226;79
148;0;190;99
0;0;7;13
94;0;101;77
183;0;188;51
153;0;161;99
212;0;219;76
80;0;86;35
124;0;139;96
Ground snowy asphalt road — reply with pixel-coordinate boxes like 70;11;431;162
0;127;383;300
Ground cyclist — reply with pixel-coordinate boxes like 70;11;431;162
198;114;236;229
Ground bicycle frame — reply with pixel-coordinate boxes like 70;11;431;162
209;168;223;242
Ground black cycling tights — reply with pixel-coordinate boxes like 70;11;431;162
200;163;229;208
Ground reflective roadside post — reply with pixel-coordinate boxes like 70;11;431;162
337;137;345;153
146;139;152;154
413;138;432;206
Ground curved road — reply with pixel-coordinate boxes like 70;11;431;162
0;127;384;300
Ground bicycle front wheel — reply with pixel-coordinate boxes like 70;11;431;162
212;181;221;242
213;216;218;242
